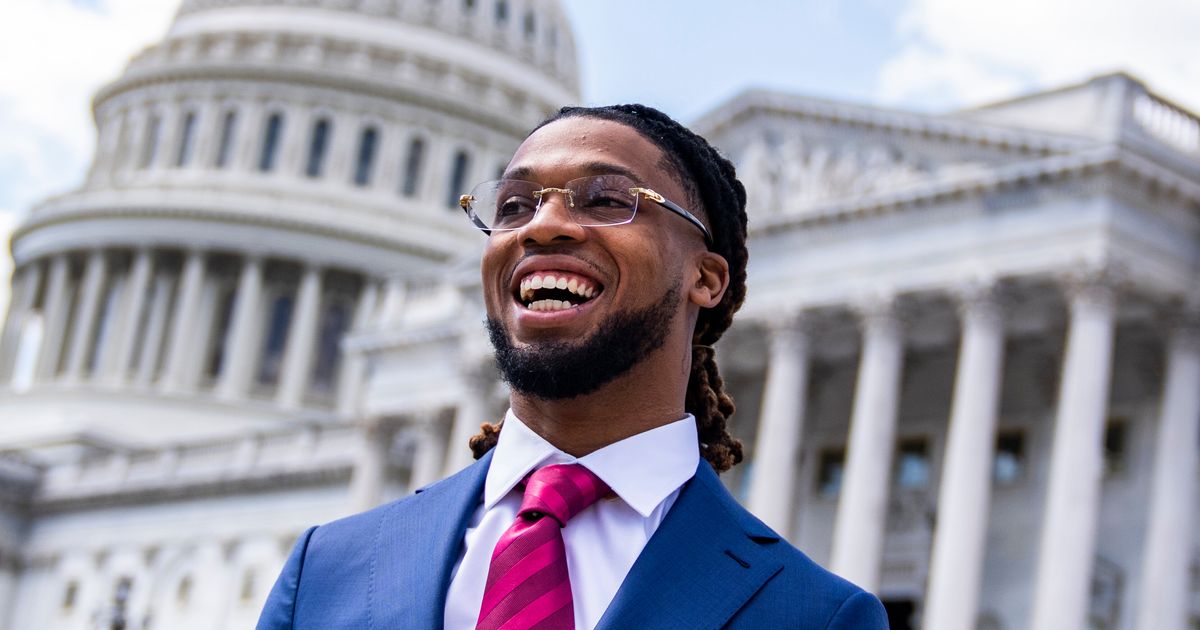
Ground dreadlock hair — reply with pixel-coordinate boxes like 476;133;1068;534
469;104;749;473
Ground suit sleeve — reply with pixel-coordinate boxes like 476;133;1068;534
256;526;318;630
824;590;888;630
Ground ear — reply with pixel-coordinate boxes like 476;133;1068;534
689;251;730;309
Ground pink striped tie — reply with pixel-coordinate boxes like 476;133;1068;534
475;464;610;630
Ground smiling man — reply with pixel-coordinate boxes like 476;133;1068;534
257;105;886;630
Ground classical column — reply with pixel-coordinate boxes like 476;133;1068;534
349;420;396;511
63;251;108;381
217;257;264;400
134;272;174;386
105;249;153;381
161;250;206;392
444;367;493;477
1133;317;1200;630
830;299;905;592
925;287;1007;630
1029;278;1118;630
0;263;43;381
747;315;811;536
277;265;322;408
35;255;72;380
337;279;380;418
408;411;450;491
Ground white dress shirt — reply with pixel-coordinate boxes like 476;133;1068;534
443;409;699;630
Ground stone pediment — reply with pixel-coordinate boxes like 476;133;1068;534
696;89;1092;221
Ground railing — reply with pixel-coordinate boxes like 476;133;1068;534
1132;93;1200;156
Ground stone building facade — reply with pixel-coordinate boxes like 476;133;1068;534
0;2;1197;629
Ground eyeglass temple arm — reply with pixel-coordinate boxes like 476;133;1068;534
631;187;713;246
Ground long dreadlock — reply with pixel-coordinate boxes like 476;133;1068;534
469;104;749;473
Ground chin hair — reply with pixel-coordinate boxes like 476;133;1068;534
486;280;681;400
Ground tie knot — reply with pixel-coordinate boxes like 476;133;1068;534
518;464;610;527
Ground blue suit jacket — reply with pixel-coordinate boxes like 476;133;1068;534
257;451;887;629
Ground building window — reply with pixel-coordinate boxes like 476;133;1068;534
494;0;507;24
523;11;535;40
462;0;475;11
816;448;845;498
259;112;284;172
895;438;930;489
239;568;257;603
353;126;379;186
176;111;197;167
61;580;78;611
547;27;557;52
139;114;161;168
305;118;331;178
311;298;351;395
994;430;1025;485
446;149;471;209
257;293;293;386
215;110;237;168
176;575;192;606
1103;418;1129;476
400;137;425;197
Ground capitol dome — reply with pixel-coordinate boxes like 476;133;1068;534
1;0;579;444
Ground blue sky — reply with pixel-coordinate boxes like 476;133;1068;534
1;0;1198;229
561;0;908;122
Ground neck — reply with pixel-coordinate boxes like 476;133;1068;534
508;344;691;457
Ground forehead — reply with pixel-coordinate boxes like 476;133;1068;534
505;117;673;188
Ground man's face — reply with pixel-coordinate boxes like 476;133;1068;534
480;117;706;399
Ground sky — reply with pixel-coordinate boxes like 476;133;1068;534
0;0;1198;286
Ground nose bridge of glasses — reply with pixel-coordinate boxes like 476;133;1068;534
532;186;575;208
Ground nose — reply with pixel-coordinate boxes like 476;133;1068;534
517;190;587;245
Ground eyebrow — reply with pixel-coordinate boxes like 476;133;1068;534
503;161;642;183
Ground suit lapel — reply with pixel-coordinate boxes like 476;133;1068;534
370;450;493;630
596;461;784;630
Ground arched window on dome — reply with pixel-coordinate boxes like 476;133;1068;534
446;149;471;209
494;0;508;24
215;110;238;169
523;10;535;41
400;137;425;197
354;126;379;187
463;0;476;11
139;114;161;169
259;112;284;172
176;111;197;167
306;117;331;178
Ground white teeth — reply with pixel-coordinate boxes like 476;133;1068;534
528;299;573;312
518;272;601;306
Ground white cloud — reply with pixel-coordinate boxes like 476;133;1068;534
0;0;179;220
877;0;1200;112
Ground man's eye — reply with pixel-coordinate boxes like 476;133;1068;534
496;198;535;217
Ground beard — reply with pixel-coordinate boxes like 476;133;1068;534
486;280;682;400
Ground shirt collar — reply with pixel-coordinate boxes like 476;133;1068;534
483;409;700;518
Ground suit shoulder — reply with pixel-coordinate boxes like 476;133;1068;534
744;539;887;629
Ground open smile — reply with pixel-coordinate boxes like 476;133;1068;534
515;270;604;311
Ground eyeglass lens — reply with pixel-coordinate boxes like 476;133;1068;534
469;175;639;230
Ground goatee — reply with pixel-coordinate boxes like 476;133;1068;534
486;281;681;400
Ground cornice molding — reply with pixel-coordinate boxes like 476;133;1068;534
694;89;1090;155
13;193;459;267
748;145;1200;238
